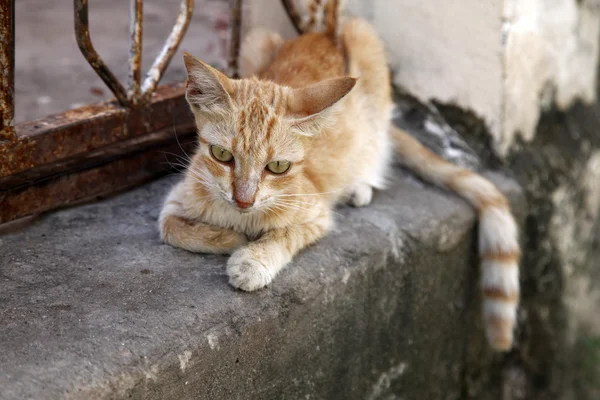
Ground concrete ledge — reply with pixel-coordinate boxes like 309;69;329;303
0;165;523;399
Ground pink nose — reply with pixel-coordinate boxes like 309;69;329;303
234;199;254;209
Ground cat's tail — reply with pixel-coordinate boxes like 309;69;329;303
339;18;392;119
390;125;520;352
283;3;390;103
282;0;345;38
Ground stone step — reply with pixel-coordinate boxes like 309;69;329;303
0;168;523;399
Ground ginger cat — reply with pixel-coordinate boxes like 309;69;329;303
159;9;520;351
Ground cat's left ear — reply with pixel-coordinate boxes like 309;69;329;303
183;52;234;115
286;77;357;133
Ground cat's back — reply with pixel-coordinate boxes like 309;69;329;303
259;32;345;88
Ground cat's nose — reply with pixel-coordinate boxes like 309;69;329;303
233;177;257;210
234;199;254;209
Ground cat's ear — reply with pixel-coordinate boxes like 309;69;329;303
286;77;357;128
183;52;234;115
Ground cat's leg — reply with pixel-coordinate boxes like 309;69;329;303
227;208;333;291
159;183;247;254
347;182;373;207
239;29;283;77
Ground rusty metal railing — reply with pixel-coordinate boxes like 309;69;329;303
0;0;15;143
73;0;130;106
0;0;208;224
227;0;242;79
141;0;195;98
73;0;194;107
0;0;305;224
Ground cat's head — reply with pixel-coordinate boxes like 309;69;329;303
182;52;355;213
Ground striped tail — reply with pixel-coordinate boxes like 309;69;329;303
391;125;520;351
282;0;345;38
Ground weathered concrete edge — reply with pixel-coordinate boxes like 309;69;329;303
66;173;526;400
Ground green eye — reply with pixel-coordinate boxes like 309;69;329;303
210;145;233;162
266;160;291;174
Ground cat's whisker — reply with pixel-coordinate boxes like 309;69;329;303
191;177;216;191
162;150;192;163
171;123;195;164
276;201;315;211
274;200;330;216
277;199;345;218
263;204;287;216
186;169;210;184
276;204;309;213
160;151;194;172
269;202;307;213
185;166;216;188
164;161;191;171
276;198;318;207
272;190;341;198
160;150;192;171
267;204;309;218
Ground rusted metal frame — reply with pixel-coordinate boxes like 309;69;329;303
0;136;197;224
0;81;197;223
0;0;15;142
281;0;303;35
228;0;242;78
0;117;194;191
0;106;195;191
0;0;261;224
0;83;190;179
74;0;129;107
128;0;144;103
141;0;194;99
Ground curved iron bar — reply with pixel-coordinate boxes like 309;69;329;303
128;0;143;103
74;0;129;107
281;0;303;35
141;0;194;99
227;0;242;78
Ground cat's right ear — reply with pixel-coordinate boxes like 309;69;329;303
183;52;233;115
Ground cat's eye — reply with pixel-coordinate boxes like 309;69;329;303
266;160;291;174
210;145;233;163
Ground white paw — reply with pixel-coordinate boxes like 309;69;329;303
348;184;373;207
226;250;273;291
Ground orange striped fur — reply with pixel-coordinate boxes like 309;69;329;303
159;7;520;351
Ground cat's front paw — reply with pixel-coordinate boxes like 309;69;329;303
226;249;273;291
348;184;373;207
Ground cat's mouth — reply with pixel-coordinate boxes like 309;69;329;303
233;200;269;215
224;198;258;214
219;192;258;214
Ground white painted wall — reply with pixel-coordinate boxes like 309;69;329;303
353;0;505;149
503;0;600;154
242;0;600;156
